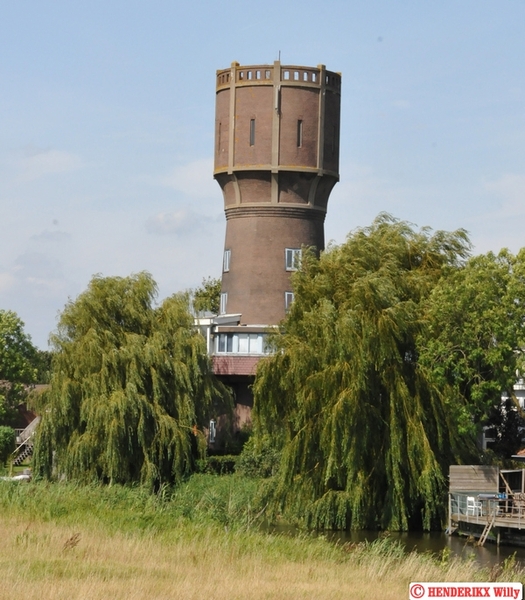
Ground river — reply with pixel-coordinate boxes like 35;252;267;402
329;530;525;568
270;526;525;568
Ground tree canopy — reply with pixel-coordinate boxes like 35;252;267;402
34;272;230;487
0;309;37;425
253;214;475;531
193;277;221;315
419;248;525;441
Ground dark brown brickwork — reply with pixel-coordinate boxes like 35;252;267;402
214;61;341;325
234;87;273;166
279;87;319;167
212;355;261;376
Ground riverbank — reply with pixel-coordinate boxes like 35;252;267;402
1;476;524;599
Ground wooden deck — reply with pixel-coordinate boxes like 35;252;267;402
449;492;525;545
451;511;525;531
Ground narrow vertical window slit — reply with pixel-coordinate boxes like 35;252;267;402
297;120;303;148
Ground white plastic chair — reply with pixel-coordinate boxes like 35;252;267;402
466;496;482;516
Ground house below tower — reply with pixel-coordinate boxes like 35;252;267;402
195;313;274;449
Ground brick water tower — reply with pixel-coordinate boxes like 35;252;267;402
214;61;341;325
206;61;341;442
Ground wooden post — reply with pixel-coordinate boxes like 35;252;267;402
448;493;452;534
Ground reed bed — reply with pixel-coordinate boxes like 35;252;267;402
0;477;524;599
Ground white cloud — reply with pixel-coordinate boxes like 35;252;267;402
160;158;217;199
329;162;412;211
12;147;83;182
146;208;217;236
11;252;68;297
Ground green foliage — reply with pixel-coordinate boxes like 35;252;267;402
170;473;263;528
193;277;221;315
0;426;16;466
253;214;474;531
236;435;281;478
32;350;53;384
198;454;238;475
0;475;264;532
0;309;38;425
33;272;231;488
0;309;37;384
419;249;525;438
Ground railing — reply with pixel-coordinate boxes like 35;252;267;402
450;492;525;529
11;417;41;455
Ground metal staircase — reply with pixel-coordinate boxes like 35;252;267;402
13;444;33;466
11;417;40;466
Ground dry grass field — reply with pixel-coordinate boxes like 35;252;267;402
1;478;524;600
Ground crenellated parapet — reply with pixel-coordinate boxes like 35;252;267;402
216;63;341;93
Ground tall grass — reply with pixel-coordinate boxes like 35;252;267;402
0;474;262;533
1;477;524;600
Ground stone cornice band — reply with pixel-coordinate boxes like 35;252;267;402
224;204;327;221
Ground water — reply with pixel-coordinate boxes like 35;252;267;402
269;526;525;568
328;530;525;569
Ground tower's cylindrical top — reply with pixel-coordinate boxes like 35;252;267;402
215;61;341;183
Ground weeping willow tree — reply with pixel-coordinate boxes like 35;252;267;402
253;214;475;531
34;272;229;487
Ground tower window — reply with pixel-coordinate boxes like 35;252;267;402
250;119;255;146
223;249;231;272
285;248;302;271
220;293;227;315
285;292;295;312
218;122;221;153
297;120;303;148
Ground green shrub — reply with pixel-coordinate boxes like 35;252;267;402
0;426;15;466
236;435;280;478
198;454;237;475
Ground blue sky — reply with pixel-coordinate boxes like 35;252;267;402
1;1;524;348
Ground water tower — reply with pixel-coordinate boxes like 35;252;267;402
207;60;341;441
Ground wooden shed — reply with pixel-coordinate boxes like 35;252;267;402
448;465;525;547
